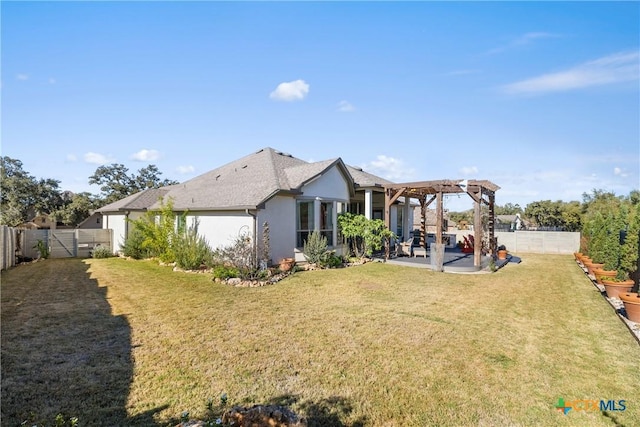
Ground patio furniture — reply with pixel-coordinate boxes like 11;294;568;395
413;246;427;258
398;238;413;257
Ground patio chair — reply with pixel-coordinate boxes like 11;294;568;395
398;238;413;257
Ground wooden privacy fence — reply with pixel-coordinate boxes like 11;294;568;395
0;228;113;269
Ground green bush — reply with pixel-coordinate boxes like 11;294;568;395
173;222;213;270
91;245;113;259
122;227;150;260
303;230;330;265
326;254;344;268
33;239;50;259
212;264;240;280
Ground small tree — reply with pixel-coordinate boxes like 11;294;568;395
619;203;640;281
337;213;396;258
128;198;179;263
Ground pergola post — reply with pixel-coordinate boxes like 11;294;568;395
473;190;482;268
436;191;443;245
488;192;496;255
419;197;427;249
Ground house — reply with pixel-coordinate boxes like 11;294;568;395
76;211;103;229
17;212;57;230
97;147;413;264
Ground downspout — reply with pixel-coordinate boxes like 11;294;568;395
245;209;258;266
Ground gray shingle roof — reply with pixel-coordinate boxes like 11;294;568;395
97;147;390;212
347;165;393;187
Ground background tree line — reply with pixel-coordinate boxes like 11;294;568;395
1;154;638;232
447;191;639;233
0;156;177;227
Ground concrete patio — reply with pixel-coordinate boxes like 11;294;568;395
379;246;514;273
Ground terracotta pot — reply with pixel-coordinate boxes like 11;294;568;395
278;258;295;272
574;252;583;263
498;250;508;260
584;262;604;276
601;279;635;299
593;269;617;285
620;292;640;323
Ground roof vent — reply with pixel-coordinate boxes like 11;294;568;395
354;166;363;171
275;150;282;155
242;164;247;169
216;174;221;181
256;149;264;153
283;152;292;157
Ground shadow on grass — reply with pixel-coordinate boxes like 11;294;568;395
0;258;166;426
265;394;367;427
602;410;627;427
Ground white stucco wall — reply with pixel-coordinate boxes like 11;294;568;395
257;196;296;264
103;211;145;253
104;213;127;253
186;211;254;251
301;166;351;201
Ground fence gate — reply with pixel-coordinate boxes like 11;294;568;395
49;231;77;258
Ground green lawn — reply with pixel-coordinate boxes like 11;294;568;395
2;255;639;426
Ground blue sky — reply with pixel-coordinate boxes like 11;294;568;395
2;1;639;211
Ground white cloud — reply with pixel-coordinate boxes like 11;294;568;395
459;166;479;176
66;154;77;162
363;155;416;182
177;165;195;174
614;167;629;177
17;74;29;81
131;149;161;162
337;100;355;112
269;79;309;101
84;152;115;165
488;32;560;54
501;50;639;95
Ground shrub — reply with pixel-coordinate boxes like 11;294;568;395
303;230;330;265
128;198;178;263
212;264;240;280
213;232;261;280
173;220;213;270
33;239;50;259
91;245;113;259
122;227;150;260
326;254;344;268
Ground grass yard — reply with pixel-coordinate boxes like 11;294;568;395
2;255;639;426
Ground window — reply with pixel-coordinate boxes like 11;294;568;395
297;201;314;247
320;202;333;246
396;207;403;238
297;200;344;247
176;215;187;234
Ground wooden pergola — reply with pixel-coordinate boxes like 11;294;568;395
384;179;500;268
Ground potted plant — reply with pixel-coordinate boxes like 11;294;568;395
593;268;617;285
601;276;635;298
278;257;295;272
619;292;640;323
584;261;604;276
497;245;508;260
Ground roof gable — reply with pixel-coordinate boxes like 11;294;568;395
97;148;389;212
